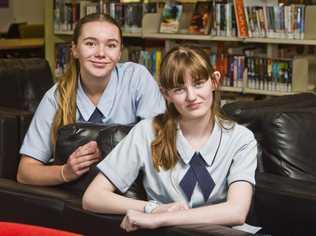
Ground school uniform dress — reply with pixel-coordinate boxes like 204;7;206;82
97;118;257;208
20;62;166;163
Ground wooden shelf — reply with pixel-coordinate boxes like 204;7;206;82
244;38;316;46
244;88;294;96
221;86;243;93
0;38;44;50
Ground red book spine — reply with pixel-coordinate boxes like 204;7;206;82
234;0;248;38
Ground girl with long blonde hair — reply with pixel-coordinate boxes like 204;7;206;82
17;13;165;186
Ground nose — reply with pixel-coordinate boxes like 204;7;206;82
186;86;197;102
95;44;105;57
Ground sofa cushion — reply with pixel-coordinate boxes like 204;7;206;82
54;123;146;199
0;58;53;112
260;108;316;182
222;93;316;126
0;109;32;180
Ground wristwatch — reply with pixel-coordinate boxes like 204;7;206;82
144;200;160;213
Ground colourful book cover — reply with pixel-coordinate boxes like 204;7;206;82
188;1;212;35
159;2;183;33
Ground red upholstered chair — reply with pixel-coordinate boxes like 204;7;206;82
0;222;80;236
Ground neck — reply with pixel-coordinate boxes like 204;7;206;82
80;73;111;105
180;113;214;150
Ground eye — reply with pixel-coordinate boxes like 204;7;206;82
194;80;206;88
171;87;185;94
108;43;118;48
85;41;96;47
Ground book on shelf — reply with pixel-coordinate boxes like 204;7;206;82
55;43;71;78
123;2;143;33
159;2;183;34
188;1;213;35
233;0;248;38
212;2;237;37
143;1;157;14
109;2;124;28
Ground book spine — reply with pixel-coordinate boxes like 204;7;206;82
234;0;248;38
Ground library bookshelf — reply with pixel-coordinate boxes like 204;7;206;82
44;0;316;97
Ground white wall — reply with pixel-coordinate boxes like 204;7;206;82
0;0;44;33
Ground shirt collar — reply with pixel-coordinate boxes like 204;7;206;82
176;120;222;166
76;68;118;121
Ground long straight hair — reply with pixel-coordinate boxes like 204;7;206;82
151;46;231;171
51;13;122;145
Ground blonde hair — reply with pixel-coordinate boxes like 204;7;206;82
151;46;230;171
51;13;122;145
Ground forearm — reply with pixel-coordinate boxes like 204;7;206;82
83;173;147;214
17;160;64;186
157;201;246;227
156;182;252;228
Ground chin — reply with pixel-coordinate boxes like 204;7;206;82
88;70;110;79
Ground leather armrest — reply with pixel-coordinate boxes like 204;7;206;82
255;172;316;201
0;178;79;202
0;109;33;179
254;172;316;235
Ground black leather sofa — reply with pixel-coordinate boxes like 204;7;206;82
223;93;316;236
0;58;250;236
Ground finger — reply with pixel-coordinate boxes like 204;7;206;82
76;153;100;165
75;158;99;171
76;143;98;157
126;220;138;232
73;167;90;176
120;216;127;230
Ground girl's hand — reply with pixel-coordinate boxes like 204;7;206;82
152;201;189;213
62;141;101;182
121;209;159;232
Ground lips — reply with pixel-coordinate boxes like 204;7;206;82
187;102;201;109
90;61;108;68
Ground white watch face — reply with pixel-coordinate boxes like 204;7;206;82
144;200;159;213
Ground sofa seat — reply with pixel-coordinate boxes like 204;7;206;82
0;178;79;230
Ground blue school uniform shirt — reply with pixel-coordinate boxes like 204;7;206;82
20;62;166;163
97;118;257;208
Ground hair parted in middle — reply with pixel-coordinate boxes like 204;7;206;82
151;45;232;171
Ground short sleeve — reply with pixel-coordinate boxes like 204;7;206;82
97;121;148;193
19;86;58;163
227;129;257;186
133;65;166;119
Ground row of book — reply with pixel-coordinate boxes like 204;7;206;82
210;52;292;92
235;0;308;39
163;0;314;39
53;0;316;40
54;0;156;34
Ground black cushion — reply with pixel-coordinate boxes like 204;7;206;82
0;113;19;180
260;108;316;182
222;93;316;129
0;58;53;112
54;123;146;198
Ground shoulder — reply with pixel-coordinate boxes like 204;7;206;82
38;83;58;106
116;62;153;82
220;121;256;144
117;62;149;73
130;118;156;140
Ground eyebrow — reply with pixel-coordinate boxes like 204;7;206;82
82;37;120;43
